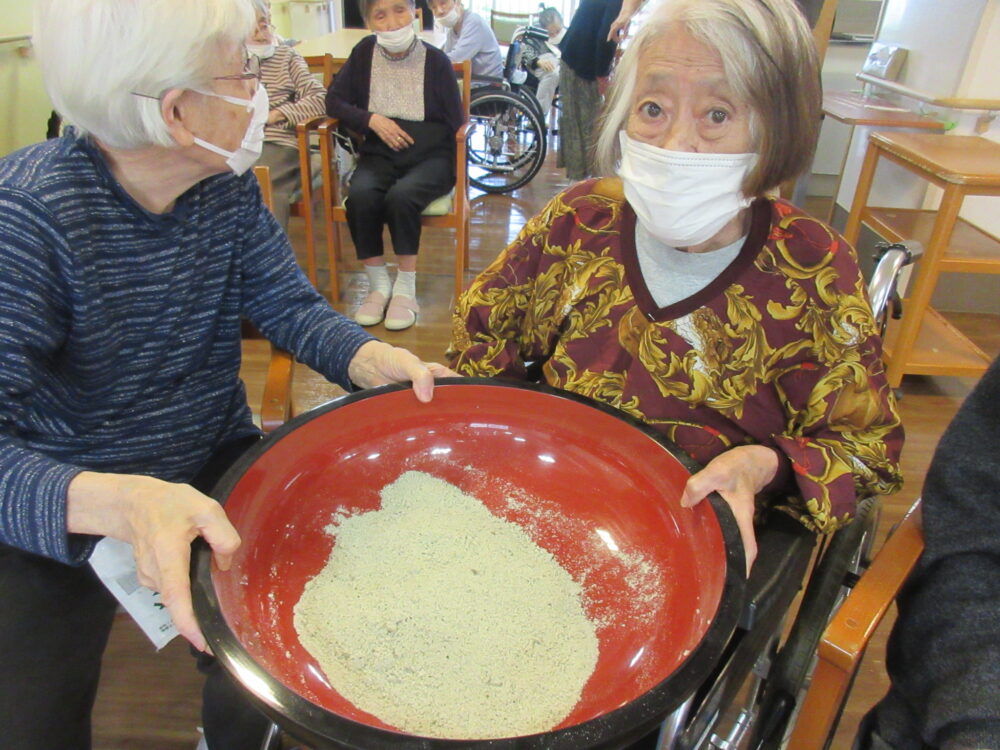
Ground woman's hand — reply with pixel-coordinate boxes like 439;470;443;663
536;55;557;73
67;472;241;652
679;445;780;576
348;340;457;402
266;109;287;125
368;113;415;152
607;0;644;42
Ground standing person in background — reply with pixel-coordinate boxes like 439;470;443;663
557;0;622;180
249;0;327;230
427;0;504;79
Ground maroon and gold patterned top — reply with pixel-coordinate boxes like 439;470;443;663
448;179;904;532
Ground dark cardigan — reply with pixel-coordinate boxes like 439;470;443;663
325;36;464;137
864;354;1000;749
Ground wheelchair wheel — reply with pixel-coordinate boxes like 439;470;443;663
748;496;882;750
467;89;547;194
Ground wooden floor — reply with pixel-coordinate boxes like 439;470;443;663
92;152;1000;750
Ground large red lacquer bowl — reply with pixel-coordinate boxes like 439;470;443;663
192;378;744;749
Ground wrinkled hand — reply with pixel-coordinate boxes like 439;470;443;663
679;445;780;576
369;113;414;152
348;340;457;402
537;56;557;73
266;108;286;125
67;472;241;652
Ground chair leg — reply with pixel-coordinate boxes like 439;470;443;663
319;132;340;304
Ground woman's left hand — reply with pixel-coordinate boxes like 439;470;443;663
679;444;780;576
347;340;457;402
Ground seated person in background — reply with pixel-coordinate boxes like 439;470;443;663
327;0;464;331
856;353;1000;750
526;6;564;129
249;0;327;230
449;0;904;577
427;0;504;79
0;1;451;748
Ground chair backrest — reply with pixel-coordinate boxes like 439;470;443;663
302;53;336;88
490;9;532;45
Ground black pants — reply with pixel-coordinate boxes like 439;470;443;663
0;434;266;750
346;125;454;260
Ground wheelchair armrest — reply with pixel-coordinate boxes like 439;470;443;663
471;74;507;87
740;511;817;631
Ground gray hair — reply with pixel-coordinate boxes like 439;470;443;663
594;0;822;197
538;7;562;27
32;0;255;150
359;0;417;22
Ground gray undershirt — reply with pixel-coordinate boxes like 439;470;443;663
635;222;745;308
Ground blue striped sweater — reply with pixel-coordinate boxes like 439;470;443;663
0;134;374;565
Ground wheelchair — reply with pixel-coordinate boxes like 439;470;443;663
466;22;552;194
250;243;919;750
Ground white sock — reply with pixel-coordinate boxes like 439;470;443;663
392;269;417;299
364;263;392;297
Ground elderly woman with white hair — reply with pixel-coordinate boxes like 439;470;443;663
450;0;904;585
0;1;452;748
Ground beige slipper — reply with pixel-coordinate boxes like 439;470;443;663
354;290;389;326
384;295;419;331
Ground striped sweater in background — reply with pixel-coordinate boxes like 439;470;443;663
261;45;327;149
0;133;374;565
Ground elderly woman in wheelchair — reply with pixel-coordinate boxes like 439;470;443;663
326;0;464;330
449;0;904;577
451;3;904;745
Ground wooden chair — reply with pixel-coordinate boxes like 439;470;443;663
301;59;473;303
489;9;532;46
785;499;924;749
249;165;295;433
278;53;335;292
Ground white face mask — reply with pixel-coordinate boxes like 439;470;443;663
193;84;269;176
247;43;276;59
617;131;757;248
436;6;460;28
375;23;416;53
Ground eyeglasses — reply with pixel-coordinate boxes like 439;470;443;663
130;49;260;100
214;49;262;82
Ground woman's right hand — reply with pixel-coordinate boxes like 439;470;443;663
67;471;241;652
368;113;415;151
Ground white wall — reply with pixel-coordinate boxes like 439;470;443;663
833;0;990;214
0;0;52;157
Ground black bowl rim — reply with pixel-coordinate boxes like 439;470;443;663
192;377;746;749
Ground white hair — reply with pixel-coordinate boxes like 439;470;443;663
33;0;255;149
595;0;820;196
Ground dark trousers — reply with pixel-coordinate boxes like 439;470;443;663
346;150;453;260
0;434;265;750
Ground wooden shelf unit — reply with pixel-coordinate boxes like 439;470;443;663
845;131;1000;387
